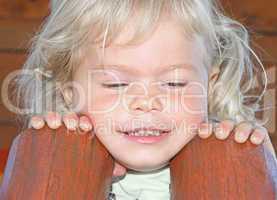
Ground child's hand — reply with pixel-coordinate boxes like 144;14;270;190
29;111;93;132
29;111;127;178
198;120;267;145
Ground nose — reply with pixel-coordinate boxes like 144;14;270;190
129;95;163;113
127;82;164;114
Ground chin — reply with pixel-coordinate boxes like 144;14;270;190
116;156;170;172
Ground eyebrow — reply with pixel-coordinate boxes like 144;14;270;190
91;63;197;75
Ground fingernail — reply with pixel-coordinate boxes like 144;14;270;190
251;136;259;144
216;131;225;139
51;120;61;128
66;119;77;130
216;124;229;139
235;132;245;143
36;120;44;128
80;122;92;131
251;135;262;144
199;123;209;135
199;127;208;135
31;118;44;128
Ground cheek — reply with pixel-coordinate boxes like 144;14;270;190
89;93;120;114
180;82;207;115
181;96;207;115
166;87;207;115
73;70;122;114
82;81;122;114
166;85;207;128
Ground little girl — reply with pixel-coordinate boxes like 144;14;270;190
11;0;276;199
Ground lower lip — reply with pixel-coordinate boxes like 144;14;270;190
120;131;171;144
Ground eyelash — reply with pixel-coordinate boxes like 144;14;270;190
101;82;188;88
162;82;188;87
101;83;129;88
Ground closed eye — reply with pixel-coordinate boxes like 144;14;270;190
101;81;188;89
101;83;129;88
162;81;188;87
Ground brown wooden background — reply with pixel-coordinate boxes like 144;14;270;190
0;0;276;151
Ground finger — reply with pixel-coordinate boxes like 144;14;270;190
45;111;62;129
62;112;79;131
234;122;253;143
77;111;95;125
250;126;267;145
214;120;235;140
112;162;127;177
79;116;93;132
29;115;45;129
198;122;213;139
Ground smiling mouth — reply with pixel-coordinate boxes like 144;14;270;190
117;128;171;137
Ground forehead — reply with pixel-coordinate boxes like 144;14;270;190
83;17;206;75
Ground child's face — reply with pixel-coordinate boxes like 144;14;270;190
71;17;208;172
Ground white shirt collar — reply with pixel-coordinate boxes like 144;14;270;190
111;165;170;200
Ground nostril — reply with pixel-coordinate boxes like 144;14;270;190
128;95;163;113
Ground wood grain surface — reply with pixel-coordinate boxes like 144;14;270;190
0;125;114;200
170;133;277;200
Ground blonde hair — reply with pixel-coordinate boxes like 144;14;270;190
11;0;267;130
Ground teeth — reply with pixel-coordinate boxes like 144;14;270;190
128;130;162;136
